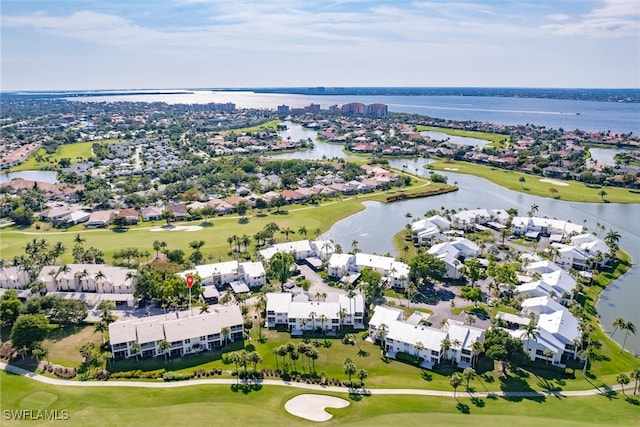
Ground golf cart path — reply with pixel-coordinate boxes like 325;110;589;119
1;362;622;398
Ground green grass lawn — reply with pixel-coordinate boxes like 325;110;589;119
415;125;509;148
8;140;120;172
220;119;282;134
427;159;640;204
3;370;639;427
0;175;448;263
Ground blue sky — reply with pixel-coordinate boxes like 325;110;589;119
1;0;638;90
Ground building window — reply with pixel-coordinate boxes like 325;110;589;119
185;338;191;344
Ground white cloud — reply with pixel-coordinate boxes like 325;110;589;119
542;0;640;38
546;14;570;22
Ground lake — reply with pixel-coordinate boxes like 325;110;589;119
0;170;59;184
271;123;640;356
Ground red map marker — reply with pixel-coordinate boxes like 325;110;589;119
186;274;194;288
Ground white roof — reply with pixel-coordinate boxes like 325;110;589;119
369;305;403;329
338;293;365;313
183;261;239;279
521;295;565;314
266;292;293;313
259;240;312;261
448;323;485;350
239;261;265;278
109;306;243;346
524;260;561;274
328;253;353;269
386;320;448;351
288;301;341;320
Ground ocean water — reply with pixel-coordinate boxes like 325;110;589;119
66;90;640;134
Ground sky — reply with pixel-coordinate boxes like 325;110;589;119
1;0;639;91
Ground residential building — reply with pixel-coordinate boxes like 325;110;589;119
368;306;485;369
179;260;266;289
0;266;31;289
86;210;115;228
427;238;480;279
265;292;365;331
109;306;244;359
327;253;410;289
36;264;137;306
411;215;451;245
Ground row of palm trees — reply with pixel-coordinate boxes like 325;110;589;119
272;342;319;373
610;317;637;354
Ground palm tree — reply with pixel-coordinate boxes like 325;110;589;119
610;317;626;338
617;373;630;395
375;323;389;348
620;321;636;354
297;226;307;238
518;176;525;189
94;320;109;345
343;357;357;385
247;351;262;373
472;341;484;367
129;342;141;362
158;340;171;362
338;308;347;330
528;203;539;217
351;239;359;254
229;351;241;384
272;347;281;370
439;318;449;330
199;302;210;314
578;345;597;377
598;189;607;201
318;314;328;334
440;338;451;363
522;321;540;344
415;341;425;358
604;229;621;252
630;368;640;395
450;372;463;399
307;347;319;372
357;368;368;387
462;367;476;391
405;281;417;310
221;326;231;347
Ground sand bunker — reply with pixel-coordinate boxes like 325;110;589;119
444;167;459;171
539;178;569;187
284;394;350;422
149;225;203;232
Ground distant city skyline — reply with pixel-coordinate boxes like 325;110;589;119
1;0;639;91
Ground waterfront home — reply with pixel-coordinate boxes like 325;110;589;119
411;215;451;245
265;292;365;331
109;306;244;359
327;253;410;289
501;296;581;367
511;216;584;240
552;234;610;270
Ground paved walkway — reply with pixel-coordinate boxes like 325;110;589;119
1;362;621;398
